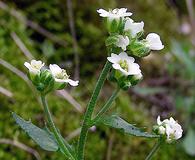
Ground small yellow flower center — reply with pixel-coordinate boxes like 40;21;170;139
118;59;128;72
32;64;41;69
56;69;69;80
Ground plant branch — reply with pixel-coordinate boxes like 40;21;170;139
145;139;161;160
92;87;120;124
40;95;75;160
9;31;83;114
77;61;111;160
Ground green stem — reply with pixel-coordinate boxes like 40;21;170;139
145;140;161;160
77;61;111;160
41;95;75;160
92;87;120;124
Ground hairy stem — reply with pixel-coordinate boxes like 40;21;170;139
41;95;75;160
92;87;120;124
145;140;161;160
77;61;111;160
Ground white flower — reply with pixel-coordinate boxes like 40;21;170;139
116;35;129;51
156;116;183;143
124;18;144;37
97;8;132;19
49;64;79;86
24;60;44;74
107;52;141;76
146;33;164;50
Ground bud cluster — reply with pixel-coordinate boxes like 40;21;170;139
24;60;79;94
153;116;183;143
97;8;164;89
97;8;164;56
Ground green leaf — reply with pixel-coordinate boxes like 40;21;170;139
183;128;195;156
98;115;159;138
12;112;59;151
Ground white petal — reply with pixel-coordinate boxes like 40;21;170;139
125;19;144;37
54;78;66;83
118;8;132;17
31;60;39;66
157;116;162;125
112;63;121;70
127;63;141;75
107;53;120;63
169;117;176;124
159;126;166;134
134;73;143;80
146;33;164;50
123;12;133;17
118;8;127;14
97;8;132;18
119;52;129;59
66;79;79;86
118;68;129;76
116;36;129;51
24;62;31;70
131;21;144;37
97;9;109;17
174;126;183;139
49;64;62;76
165;124;173;136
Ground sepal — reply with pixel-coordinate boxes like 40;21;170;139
38;69;54;94
106;17;124;34
108;70;142;90
128;40;150;57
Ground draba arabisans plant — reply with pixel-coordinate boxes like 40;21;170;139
12;8;182;160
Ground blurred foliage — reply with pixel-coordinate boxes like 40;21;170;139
0;0;195;159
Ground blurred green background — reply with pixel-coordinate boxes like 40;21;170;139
0;0;195;159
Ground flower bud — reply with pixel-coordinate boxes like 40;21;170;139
24;60;44;84
118;77;132;90
158;126;166;135
38;69;54;93
105;17;124;33
128;40;150;57
145;33;164;50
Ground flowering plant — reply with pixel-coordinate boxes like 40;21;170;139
12;8;182;160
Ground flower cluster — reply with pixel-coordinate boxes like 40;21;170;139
24;60;78;93
154;116;183;143
97;8;164;89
